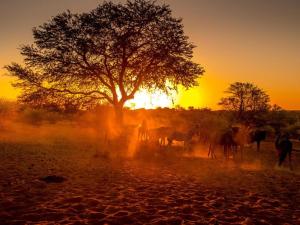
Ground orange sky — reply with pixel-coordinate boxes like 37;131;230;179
0;0;299;109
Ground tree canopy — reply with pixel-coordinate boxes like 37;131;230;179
219;82;270;119
5;0;204;119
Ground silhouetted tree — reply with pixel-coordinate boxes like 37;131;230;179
5;0;204;124
219;82;270;120
268;104;297;133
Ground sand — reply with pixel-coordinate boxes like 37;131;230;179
0;126;300;225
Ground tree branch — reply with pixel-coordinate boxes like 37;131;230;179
119;45;127;99
103;53;118;103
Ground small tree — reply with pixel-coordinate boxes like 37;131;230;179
268;104;297;133
219;82;270;120
5;0;204;124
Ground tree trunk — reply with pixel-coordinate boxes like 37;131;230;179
114;103;124;126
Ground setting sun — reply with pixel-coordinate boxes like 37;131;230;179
126;89;175;109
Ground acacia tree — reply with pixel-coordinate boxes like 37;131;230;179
219;82;270;119
5;0;204;123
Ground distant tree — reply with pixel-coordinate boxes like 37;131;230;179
5;0;204;124
175;105;185;111
271;104;283;112
219;82;270;120
268;104;297;132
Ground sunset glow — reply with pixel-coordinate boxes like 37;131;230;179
126;89;175;109
0;0;299;109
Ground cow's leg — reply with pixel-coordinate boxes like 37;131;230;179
256;141;259;151
232;146;236;159
208;144;212;158
161;137;165;146
167;138;172;147
138;130;141;141
240;146;243;160
224;145;228;159
209;143;216;159
288;151;293;170
279;151;287;166
226;145;229;159
184;140;189;151
142;131;145;141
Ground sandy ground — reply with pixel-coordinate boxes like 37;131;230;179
0;124;300;225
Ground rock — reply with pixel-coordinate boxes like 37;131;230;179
39;175;66;183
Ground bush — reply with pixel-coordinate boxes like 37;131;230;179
20;107;64;125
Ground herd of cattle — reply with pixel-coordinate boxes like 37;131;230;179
136;121;294;170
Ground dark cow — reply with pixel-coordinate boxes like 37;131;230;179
208;127;238;159
138;119;148;141
275;133;293;170
148;126;173;146
167;125;200;150
250;130;267;151
220;129;238;159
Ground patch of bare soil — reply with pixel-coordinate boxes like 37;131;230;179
0;140;299;225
